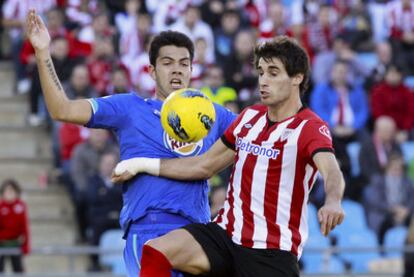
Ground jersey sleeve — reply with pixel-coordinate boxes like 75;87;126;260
214;104;237;138
301;120;334;158
221;109;248;150
85;94;129;129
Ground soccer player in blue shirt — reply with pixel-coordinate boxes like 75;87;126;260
26;10;235;276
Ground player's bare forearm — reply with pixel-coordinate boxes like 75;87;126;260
28;9;91;125
313;152;345;236
313;152;344;203
323;167;345;204
35;49;91;124
160;139;234;180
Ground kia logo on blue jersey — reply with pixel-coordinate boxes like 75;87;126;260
163;132;203;156
236;137;280;159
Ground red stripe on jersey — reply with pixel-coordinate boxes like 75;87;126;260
289;157;306;256
216;152;238;229
225;112;263;238
264;139;286;248
240;122;273;247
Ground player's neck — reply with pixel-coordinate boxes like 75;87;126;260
267;96;303;122
155;90;168;101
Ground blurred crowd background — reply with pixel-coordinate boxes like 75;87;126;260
1;0;414;274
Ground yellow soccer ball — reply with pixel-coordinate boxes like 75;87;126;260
161;88;216;143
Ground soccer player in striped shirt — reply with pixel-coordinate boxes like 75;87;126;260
114;36;345;277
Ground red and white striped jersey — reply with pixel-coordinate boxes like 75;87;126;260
215;105;333;258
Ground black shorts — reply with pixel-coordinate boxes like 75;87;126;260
183;222;300;277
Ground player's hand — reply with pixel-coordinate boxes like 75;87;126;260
26;9;51;52
111;170;134;184
111;157;161;183
318;201;345;236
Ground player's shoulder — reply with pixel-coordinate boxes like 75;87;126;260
298;108;332;139
100;91;144;102
298;107;327;126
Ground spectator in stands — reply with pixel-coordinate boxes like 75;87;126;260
2;0;55;94
191;37;211;87
290;0;323;25
87;36;127;96
127;34;155;97
85;151;122;271
170;5;215;63
29;36;83;126
307;4;339;55
199;0;225;30
63;64;97;100
106;67;131;95
223;29;257;108
200;65;237;106
151;0;190;33
258;2;289;40
368;0;393;43
339;0;373;52
311;59;369;180
0;179;30;273
78;12;115;45
115;0;141;36
213;9;242;66
119;12;153;66
66;0;99;27
387;0;414;75
363;152;414;246
59;122;89;176
364;41;393;91
312;34;370;85
370;63;414;142
70;129;117;241
359;116;402;185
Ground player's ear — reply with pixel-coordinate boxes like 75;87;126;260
292;73;304;87
149;64;156;81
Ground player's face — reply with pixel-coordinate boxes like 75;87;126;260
257;57;302;107
150;45;192;100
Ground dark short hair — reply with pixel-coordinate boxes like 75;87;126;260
0;179;21;196
254;36;310;95
149;31;194;67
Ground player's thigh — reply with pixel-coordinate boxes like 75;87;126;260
146;228;210;275
235;248;299;277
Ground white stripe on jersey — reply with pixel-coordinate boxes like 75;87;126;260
251;118;295;248
277;120;308;252
231;114;268;244
218;109;260;228
297;164;315;258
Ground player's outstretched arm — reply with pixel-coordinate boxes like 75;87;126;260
112;139;235;183
26;9;91;125
313;152;345;236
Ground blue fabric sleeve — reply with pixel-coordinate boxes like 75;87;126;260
214;104;237;137
85;94;131;130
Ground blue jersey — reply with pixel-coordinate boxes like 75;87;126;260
86;92;236;229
